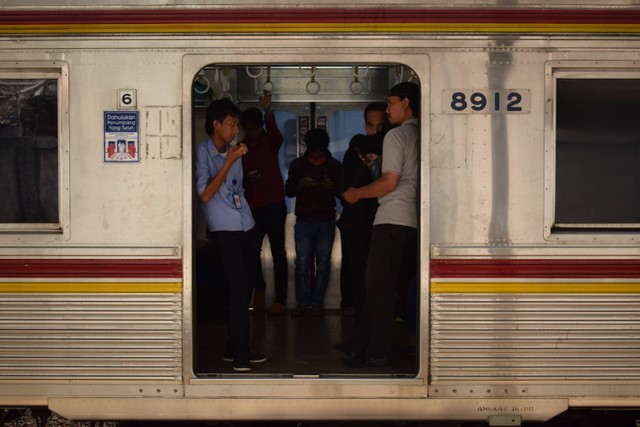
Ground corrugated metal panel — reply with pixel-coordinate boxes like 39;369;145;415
430;293;640;381
0;293;182;380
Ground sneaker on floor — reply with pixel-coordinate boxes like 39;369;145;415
346;354;392;371
269;301;287;315
334;343;357;362
232;353;251;372
252;290;265;310
223;351;268;364
247;352;267;363
311;305;324;317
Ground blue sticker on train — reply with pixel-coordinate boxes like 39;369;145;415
104;111;140;163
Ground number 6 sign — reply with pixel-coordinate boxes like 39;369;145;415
118;89;137;109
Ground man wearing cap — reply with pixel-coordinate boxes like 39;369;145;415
338;81;420;370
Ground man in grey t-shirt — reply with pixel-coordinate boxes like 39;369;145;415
339;81;420;370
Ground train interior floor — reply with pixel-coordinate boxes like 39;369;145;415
195;308;417;376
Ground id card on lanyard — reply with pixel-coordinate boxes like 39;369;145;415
231;179;242;210
233;194;242;209
210;142;243;210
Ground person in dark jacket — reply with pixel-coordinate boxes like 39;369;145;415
285;128;342;317
338;82;420;370
240;91;288;315
337;102;388;317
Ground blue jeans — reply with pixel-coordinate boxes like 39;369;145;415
294;220;336;307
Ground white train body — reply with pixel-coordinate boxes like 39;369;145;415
1;1;639;424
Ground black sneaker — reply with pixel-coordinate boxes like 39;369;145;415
346;354;392;371
223;351;267;364
232;353;251;372
247;352;267;363
334;343;357;362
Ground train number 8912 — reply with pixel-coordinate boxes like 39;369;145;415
443;89;530;114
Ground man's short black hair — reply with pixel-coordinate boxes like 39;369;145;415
241;107;264;127
363;101;387;120
205;98;241;136
304;128;330;152
388;81;420;117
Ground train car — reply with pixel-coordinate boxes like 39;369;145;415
1;1;640;425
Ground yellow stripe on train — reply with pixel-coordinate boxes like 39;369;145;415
0;282;183;293
430;281;640;293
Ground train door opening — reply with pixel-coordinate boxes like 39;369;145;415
191;63;420;377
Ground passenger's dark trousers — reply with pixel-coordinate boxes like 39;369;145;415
251;200;288;305
350;224;417;360
339;228;372;314
211;227;258;356
339;248;353;309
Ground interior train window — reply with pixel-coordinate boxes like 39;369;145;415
0;66;68;235
553;75;640;231
273;109;298;214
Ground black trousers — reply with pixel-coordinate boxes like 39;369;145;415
210;227;258;356
251;200;289;305
349;224;417;360
339;228;372;314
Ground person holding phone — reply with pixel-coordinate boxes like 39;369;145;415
336;102;388;318
285;128;342;317
337;82;420;370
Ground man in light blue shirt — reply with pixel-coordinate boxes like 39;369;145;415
195;98;267;372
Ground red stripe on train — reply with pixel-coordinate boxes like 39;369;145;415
0;259;182;278
1;9;640;25
431;259;640;278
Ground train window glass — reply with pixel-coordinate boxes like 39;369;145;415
554;78;640;229
325;108;366;215
273;109;298;214
0;77;61;230
327;109;365;162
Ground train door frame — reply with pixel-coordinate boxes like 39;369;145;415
182;51;430;396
